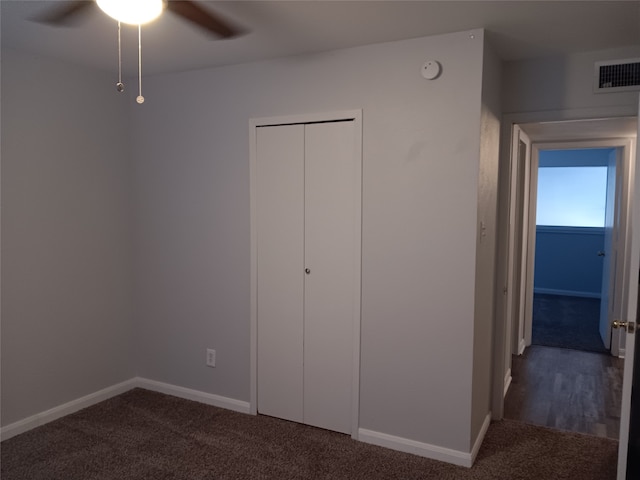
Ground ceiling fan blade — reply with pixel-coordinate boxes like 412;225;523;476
33;1;95;26
166;1;242;38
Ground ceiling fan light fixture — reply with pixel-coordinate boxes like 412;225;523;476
97;0;163;25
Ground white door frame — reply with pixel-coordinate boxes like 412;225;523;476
509;126;533;358
492;105;637;420
249;109;363;439
523;139;633;355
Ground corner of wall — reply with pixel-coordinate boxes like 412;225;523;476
470;36;503;446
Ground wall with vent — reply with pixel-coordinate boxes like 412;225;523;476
502;45;640;114
595;58;640;93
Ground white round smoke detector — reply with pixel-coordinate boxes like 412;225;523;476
421;61;442;80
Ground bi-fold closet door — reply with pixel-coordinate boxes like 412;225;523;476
255;118;360;435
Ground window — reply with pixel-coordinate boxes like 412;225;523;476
536;166;607;227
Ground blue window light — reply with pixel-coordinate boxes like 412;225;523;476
536;166;608;227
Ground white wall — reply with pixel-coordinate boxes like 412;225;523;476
502;45;640;114
131;30;487;453
471;37;501;446
0;49;134;425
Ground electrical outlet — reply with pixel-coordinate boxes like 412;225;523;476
206;348;216;367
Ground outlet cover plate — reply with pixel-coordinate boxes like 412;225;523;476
206;349;216;367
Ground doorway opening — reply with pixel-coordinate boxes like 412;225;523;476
496;117;637;445
532;148;615;354
512;137;632;360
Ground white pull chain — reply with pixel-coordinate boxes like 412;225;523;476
136;24;145;104
116;21;124;92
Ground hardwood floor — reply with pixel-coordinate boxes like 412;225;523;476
504;345;624;439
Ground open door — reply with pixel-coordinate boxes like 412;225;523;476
624;275;640;479
618;101;640;479
600;148;623;352
598;150;622;350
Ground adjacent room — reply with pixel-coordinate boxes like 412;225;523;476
505;147;625;440
533;148;614;354
2;1;639;479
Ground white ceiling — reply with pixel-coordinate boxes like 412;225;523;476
2;1;639;76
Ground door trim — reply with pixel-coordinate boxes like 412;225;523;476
249;109;363;439
512;126;533;356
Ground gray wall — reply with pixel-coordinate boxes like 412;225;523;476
5;26;637;458
502;45;640;114
1;49;135;425
1;27;505;456
471;37;501;447
3;19;638;459
131;30;487;452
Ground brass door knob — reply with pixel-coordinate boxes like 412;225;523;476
612;319;636;334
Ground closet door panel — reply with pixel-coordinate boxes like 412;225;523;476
256;125;305;423
303;121;357;434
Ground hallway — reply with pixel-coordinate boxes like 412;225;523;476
504;345;623;439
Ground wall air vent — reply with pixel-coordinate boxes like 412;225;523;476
594;58;640;93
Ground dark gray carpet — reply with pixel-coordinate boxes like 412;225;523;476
532;294;608;354
1;388;618;480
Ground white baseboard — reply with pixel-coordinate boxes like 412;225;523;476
136;377;251;414
1;377;251;442
0;378;137;441
503;369;512;398
470;413;492;465
533;288;600;299
518;338;526;355
619;348;625;359
3;377;492;470
359;415;491;469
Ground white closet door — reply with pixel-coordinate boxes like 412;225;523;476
256;124;305;423
303;121;357;434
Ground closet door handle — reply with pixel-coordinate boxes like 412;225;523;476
305;268;311;274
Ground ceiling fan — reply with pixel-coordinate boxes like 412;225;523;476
35;1;243;103
36;0;242;39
